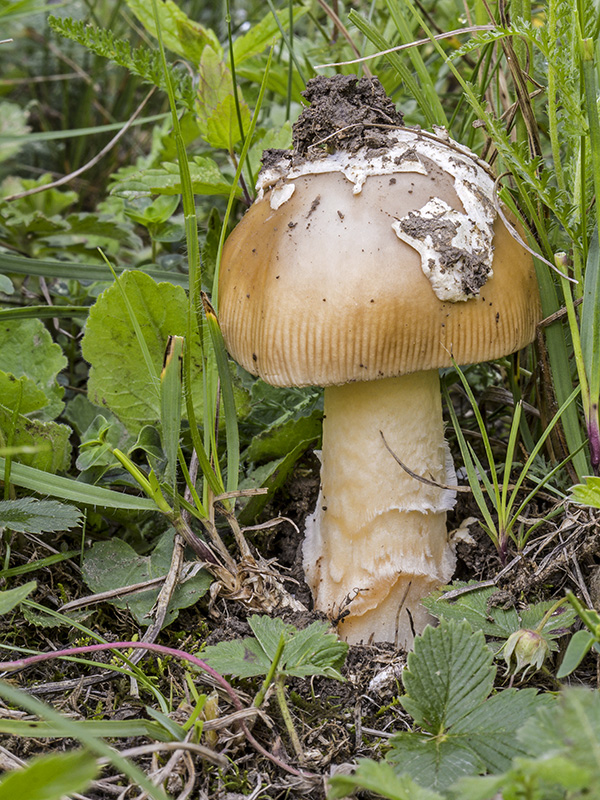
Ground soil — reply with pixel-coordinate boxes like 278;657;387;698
261;74;405;171
292;75;404;155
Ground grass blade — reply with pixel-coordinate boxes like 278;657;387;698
0;458;156;511
160;335;184;489
0;252;189;287
203;295;239;495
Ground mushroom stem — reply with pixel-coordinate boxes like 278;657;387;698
303;370;456;647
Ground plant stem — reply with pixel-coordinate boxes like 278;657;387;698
275;674;304;762
547;0;567;192
254;632;286;708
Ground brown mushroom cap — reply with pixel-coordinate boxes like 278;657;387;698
219;137;540;387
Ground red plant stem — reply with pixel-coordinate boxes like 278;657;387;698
0;641;316;781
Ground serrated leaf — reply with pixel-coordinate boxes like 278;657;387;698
124;195;180;227
328;759;444;800
450;688;549;774
0;499;81;533
388;622;547;791
202;615;348;680
40;212;141;258
250;615;348;679
125;0;221;63
424;587;575;652
197;48;250;150
423;585;521;639
519;689;600;767
387;733;483;793
82;530;211;627
200;635;271;679
401;620;495;731
520;602;577;637
0;581;36;614
81;271;203;433
0;750;98;800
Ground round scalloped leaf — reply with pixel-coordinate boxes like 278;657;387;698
0;318;67;420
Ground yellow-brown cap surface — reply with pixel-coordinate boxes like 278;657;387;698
218;142;540;387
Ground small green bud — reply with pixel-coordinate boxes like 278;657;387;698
503;629;549;678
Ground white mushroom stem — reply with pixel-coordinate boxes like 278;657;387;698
303;370;456;648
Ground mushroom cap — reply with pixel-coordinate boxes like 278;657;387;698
218;131;541;387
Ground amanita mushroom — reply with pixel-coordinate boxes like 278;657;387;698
218;76;541;647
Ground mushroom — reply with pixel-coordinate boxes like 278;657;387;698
218;76;541;647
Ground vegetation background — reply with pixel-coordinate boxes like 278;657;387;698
1;0;600;798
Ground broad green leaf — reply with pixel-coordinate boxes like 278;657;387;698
0;457;156;510
202;615;348;680
237;441;314;524
0;318;67;420
125;0;221;63
112;157;237;199
0;372;48;415
0;581;36;614
389;692;547;791
0;274;14;294
76;414;133;472
0;750;98;800
81;271;203;433
0;101;30;163
245;408;322;463
0;174;77;216
39;211;141;259
82;530;211;627
455;755;591;799
0;404;71;473
400;620;495;731
328;759;444;800
557;629;596;678
231;6;307;64
197;48;251;150
0;499;81;533
124;195;180;227
570;475;600;508
519;602;577;637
